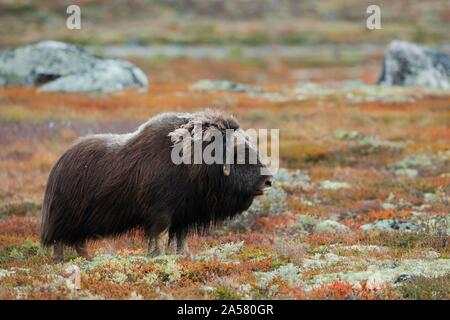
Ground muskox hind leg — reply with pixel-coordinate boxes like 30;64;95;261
74;241;90;259
176;234;191;257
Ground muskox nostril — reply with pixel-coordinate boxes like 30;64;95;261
265;179;272;187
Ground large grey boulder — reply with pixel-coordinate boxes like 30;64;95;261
0;41;148;93
378;41;450;89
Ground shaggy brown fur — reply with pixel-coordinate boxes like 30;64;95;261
41;110;272;261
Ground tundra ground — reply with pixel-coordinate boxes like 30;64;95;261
0;57;449;300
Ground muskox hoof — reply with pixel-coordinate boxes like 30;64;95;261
77;253;92;260
53;255;64;263
176;242;192;258
150;249;165;258
177;248;192;259
176;237;191;258
74;242;90;260
53;243;64;263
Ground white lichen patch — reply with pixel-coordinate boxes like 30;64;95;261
361;219;419;232
143;273;159;286
248;187;287;216
315;220;349;234
255;263;302;289
334;129;405;149
320;180;351;190
61;264;81;290
195;241;244;262
300;252;354;271
153;256;182;283
0;269;15;279
328;244;391;255
236;283;254;300
80;254;137;271
394;151;450;176
274;168;311;189
303;258;450;291
111;271;128;284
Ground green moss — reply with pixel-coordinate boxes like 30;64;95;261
413;26;446;44
2;2;36;15
0;240;49;264
214;286;240;300
399;275;449;299
370;231;449;252
0;202;41;218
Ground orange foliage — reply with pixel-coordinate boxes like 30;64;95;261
257;215;297;231
309;280;355;300
425;128;450;140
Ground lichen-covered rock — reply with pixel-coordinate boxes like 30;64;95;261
378;41;450;89
0;41;148;93
393;152;450;177
305;258;450;291
61;264;81;290
190;79;262;94
315;220;349;234
361;219;419;232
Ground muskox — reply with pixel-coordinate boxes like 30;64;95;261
41;110;272;261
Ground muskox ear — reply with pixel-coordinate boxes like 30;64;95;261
223;164;230;176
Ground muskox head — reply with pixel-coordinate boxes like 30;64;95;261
169;110;272;208
221;129;273;197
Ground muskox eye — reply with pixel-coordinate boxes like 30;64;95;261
223;164;230;176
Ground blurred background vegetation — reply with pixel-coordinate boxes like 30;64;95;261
0;0;448;48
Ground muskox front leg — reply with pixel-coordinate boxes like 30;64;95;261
148;230;169;257
53;242;64;262
145;215;170;257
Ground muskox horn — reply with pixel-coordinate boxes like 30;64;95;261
223;164;230;176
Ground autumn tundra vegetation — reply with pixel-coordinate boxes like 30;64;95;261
0;0;449;300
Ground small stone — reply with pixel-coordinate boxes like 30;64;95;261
62;264;81;290
424;193;439;202
394;274;413;283
361;219;419;232
334;129;360;140
395;168;419;178
190;79;262;94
